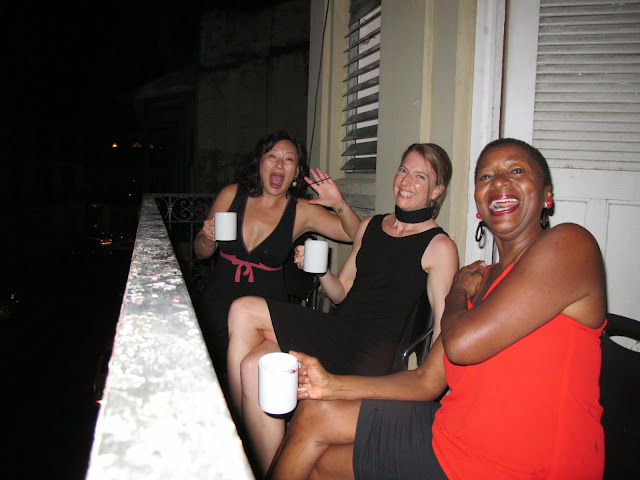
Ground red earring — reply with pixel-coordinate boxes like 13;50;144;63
476;212;482;219
545;199;553;208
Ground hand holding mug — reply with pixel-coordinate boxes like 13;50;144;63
202;218;216;242
289;351;334;401
293;245;305;270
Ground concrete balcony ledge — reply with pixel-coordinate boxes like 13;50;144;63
86;195;253;480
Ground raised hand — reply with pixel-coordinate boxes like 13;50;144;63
305;168;344;210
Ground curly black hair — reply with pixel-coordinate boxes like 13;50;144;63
239;131;310;198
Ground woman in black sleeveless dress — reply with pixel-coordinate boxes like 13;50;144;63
271;216;446;377
194;131;361;375
226;143;460;475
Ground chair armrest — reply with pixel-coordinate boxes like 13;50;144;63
305;277;322;308
606;313;640;340
402;327;434;370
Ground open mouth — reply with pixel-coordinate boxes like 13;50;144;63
270;173;285;189
489;196;519;215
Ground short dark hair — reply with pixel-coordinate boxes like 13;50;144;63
475;138;552;187
239;131;309;198
401;143;453;219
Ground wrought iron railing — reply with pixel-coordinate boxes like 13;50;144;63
152;194;216;304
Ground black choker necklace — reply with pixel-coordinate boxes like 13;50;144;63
395;204;434;223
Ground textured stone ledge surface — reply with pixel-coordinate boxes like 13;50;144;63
86;195;253;480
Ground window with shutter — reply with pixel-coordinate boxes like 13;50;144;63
342;0;381;172
533;0;640;171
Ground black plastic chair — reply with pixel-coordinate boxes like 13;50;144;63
599;312;640;479
284;233;322;309
393;292;434;372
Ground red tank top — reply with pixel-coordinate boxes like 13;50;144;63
432;264;605;479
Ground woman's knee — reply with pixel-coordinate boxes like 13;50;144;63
228;296;266;333
290;400;360;444
240;351;261;384
291;400;337;433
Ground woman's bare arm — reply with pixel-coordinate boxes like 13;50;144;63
312;216;371;304
193;184;237;259
422;234;459;342
441;223;606;365
292;337;448;403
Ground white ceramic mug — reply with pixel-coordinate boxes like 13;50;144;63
258;352;299;415
214;212;237;241
303;239;329;274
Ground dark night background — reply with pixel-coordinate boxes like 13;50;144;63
1;2;288;478
3;2;201;148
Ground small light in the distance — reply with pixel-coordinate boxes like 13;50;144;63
112;142;118;148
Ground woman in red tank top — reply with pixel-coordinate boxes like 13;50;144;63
265;138;607;480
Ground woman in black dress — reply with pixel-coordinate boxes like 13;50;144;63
227;143;459;475
194;131;360;375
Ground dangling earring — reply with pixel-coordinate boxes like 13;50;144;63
545;199;553;208
475;220;484;242
540;209;549;229
291;177;298;188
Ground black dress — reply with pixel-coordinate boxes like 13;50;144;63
269;215;446;377
198;185;297;373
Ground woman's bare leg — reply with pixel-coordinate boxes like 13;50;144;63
227;296;283;475
268;399;361;480
227;296;279;416
309;445;355;480
240;341;285;475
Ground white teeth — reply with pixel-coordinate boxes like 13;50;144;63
490;198;519;211
400;191;414;198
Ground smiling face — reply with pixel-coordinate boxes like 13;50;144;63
474;143;553;241
393;151;444;211
259;139;299;197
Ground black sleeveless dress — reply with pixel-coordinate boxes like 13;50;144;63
269;215;447;377
198;185;297;373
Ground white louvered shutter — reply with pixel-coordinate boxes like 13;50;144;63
533;0;640;171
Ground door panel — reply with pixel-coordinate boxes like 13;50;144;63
499;0;640;321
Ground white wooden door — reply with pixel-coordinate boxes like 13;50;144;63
470;0;640;323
